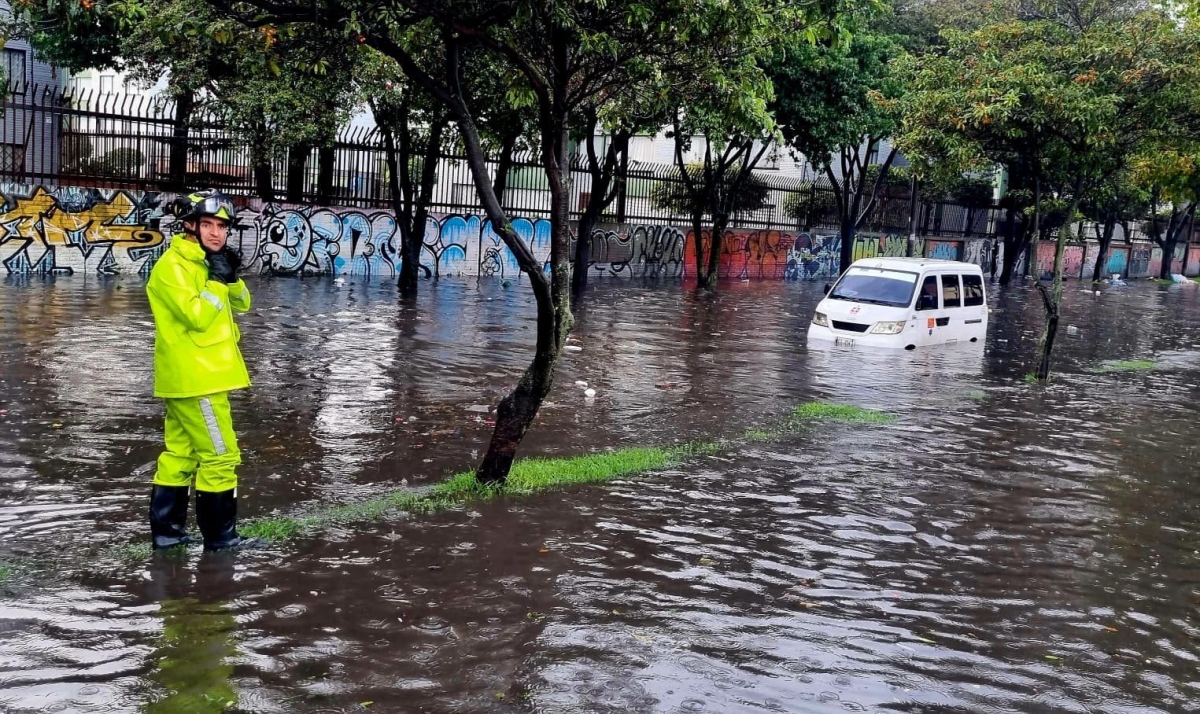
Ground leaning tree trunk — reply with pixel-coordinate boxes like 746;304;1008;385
1034;190;1080;382
475;102;574;484
379;112;417;298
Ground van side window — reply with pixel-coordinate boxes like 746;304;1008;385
962;274;985;307
941;274;961;308
915;275;939;311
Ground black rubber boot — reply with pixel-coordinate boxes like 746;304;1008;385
149;485;195;550
195;489;262;551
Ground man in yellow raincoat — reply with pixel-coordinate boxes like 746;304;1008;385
146;190;260;551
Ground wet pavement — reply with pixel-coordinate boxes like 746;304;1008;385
2;274;1200;713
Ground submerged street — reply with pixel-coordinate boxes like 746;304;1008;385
2;277;1199;712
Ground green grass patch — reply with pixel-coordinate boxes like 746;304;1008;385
1087;359;1157;374
1024;373;1040;384
792;402;895;424
0;563;12;585
89;402;893;560
240;445;709;544
968;390;988;402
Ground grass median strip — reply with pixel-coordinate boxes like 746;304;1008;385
1087;359;1157;374
241;444;718;543
746;402;895;441
103;400;894;559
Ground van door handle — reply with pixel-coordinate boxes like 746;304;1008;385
935;317;950;327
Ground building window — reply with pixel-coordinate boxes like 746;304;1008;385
100;75;114;94
0;143;26;173
4;48;27;95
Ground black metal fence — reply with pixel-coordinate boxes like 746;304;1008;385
2;84;1003;237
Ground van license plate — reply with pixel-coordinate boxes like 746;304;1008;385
835;337;855;347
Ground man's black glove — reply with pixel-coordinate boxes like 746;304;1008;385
206;247;241;284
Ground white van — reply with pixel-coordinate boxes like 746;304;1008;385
807;258;988;350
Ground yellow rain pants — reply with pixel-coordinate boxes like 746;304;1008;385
152;392;241;493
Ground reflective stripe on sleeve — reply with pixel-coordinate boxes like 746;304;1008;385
200;290;225;310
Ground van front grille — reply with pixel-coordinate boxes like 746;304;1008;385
832;321;870;333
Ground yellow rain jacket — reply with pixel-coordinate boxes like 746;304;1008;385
146;236;252;399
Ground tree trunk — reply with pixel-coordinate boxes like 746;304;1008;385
377;104;416;297
316;145;336;206
475;40;573;484
1026;174;1041;279
705;214;726;287
492;130;518;210
572;127;611;297
408;119;445;286
1034;186;1080;382
998;210;1025;285
249;120;274;203
1092;217;1116;283
839;214;856;276
906;176;919;258
691;211;707;284
285;143;311;204
167;89;194;192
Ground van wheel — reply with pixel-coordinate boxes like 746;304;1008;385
905;344;916;351
970;337;978;343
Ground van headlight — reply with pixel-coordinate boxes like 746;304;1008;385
812;311;829;327
870;320;906;335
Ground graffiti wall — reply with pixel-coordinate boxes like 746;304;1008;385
0;186;168;277
1034;242;1086;280
3;184;1178;282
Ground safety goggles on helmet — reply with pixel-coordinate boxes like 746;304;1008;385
189;192;236;222
176;190;236;223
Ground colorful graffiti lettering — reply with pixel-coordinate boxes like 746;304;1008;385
585;224;687;278
681;229;803;280
928;240;961;261
253;206;551;279
2;184;1178;282
1035;242;1086;280
0;186;166;276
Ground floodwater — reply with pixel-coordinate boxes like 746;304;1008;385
2;273;1200;713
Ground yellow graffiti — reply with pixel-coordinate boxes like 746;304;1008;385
0;187;164;275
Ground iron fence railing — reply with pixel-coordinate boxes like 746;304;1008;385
6;84;1189;243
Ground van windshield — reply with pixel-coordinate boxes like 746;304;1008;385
828;267;919;307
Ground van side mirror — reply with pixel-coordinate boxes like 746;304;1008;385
823;283;831;295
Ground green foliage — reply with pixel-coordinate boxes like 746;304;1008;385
651;165;771;217
900;10;1200;210
782;183;840;222
768;27;906;172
